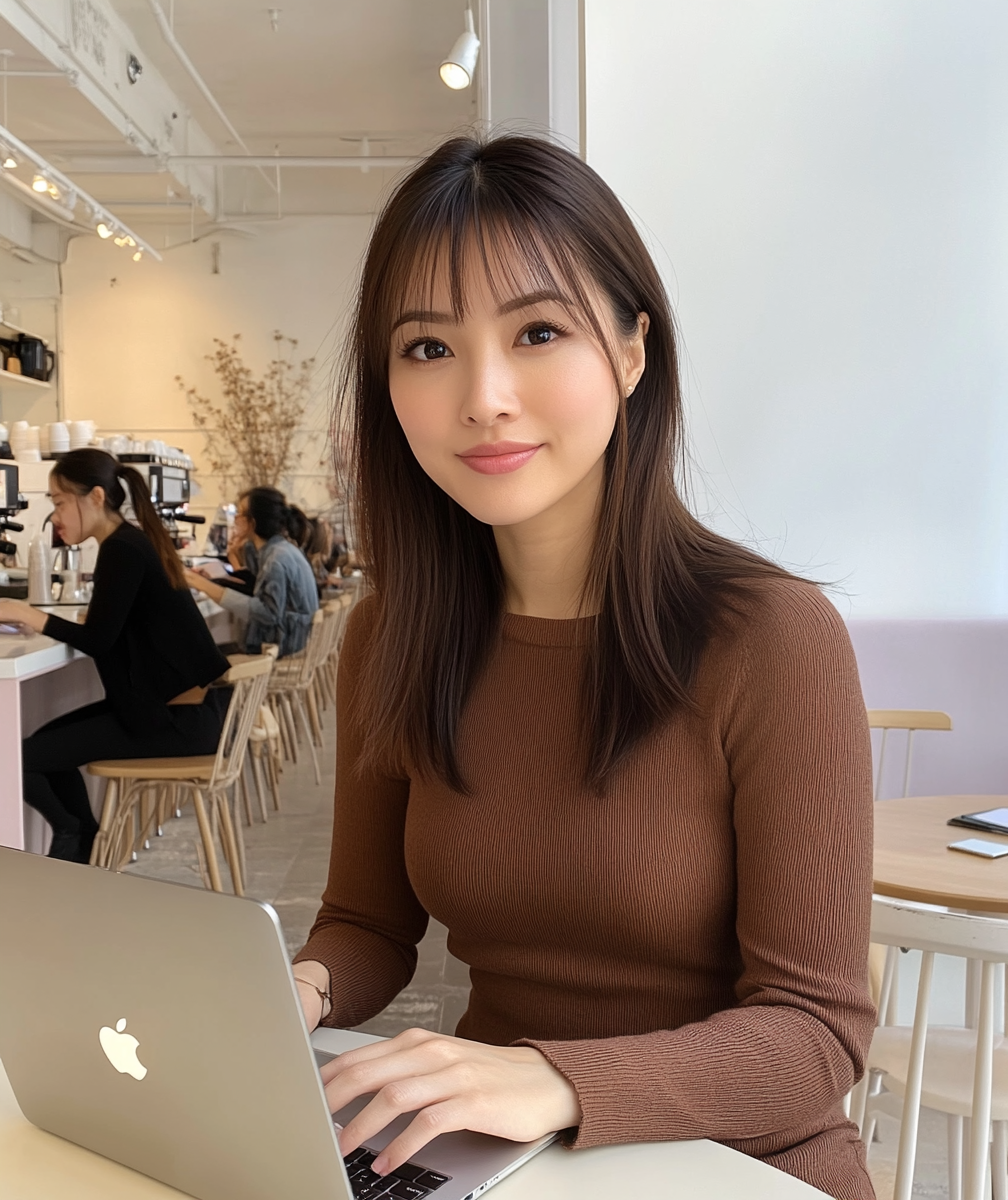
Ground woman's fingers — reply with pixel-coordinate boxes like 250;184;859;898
336;1064;466;1160
320;1027;442;1085
323;1036;459;1114
372;1099;472;1175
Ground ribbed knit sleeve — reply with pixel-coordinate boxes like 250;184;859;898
520;585;875;1190
293;600;429;1025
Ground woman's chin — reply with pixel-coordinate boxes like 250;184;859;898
447;491;559;529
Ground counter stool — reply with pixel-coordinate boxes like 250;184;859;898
86;654;274;895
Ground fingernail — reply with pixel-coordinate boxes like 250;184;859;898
372;1157;387;1175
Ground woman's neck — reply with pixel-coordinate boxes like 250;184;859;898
493;459;602;620
92;511;125;545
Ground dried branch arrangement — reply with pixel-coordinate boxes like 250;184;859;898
176;331;314;496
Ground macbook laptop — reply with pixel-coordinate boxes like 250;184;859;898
0;847;554;1200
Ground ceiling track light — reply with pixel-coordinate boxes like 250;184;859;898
440;8;479;90
0;120;161;261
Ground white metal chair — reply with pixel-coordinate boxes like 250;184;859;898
855;896;1008;1200
87;655;274;895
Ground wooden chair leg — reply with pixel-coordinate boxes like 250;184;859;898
294;692;321;785
239;765;254;826
230;786;248;889
250;748;269;823
192;788;223;892
306;683;323;746
216;790;244;896
91;778;119;866
280;694;300;761
267;746;282;811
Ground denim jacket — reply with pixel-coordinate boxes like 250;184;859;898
218;535;318;657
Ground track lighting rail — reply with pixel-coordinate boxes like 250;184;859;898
0;121;162;261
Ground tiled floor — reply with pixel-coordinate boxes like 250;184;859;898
125;705;952;1197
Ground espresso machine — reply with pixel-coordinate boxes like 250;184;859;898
116;451;205;549
0;463;29;597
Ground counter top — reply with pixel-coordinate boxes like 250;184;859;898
0;596;224;681
0;632;76;680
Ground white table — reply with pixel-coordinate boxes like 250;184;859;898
0;1033;830;1200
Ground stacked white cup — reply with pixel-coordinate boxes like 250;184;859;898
47;422;70;455
10;422;41;462
68;420;95;450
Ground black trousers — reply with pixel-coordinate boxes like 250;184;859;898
22;699;225;839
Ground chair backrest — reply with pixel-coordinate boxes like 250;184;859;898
866;708;953;800
211;654;274;789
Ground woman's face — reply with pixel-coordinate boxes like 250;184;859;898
387;253;647;529
49;478;102;545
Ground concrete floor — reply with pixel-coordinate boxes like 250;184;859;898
124;710;952;1198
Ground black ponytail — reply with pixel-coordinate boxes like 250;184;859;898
51;448;187;589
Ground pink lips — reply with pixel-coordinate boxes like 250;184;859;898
457;441;542;475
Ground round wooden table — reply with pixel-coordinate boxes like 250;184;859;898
874;794;1008;913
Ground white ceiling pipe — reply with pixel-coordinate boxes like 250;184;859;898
54;154;420;172
145;0;277;194
169;155;419;168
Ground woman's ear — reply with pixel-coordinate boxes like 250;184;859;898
89;485;107;511
622;312;650;397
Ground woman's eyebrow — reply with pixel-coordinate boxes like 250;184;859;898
391;290;570;333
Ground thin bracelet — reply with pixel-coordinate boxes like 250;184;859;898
294;976;332;1017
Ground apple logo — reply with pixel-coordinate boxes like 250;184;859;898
98;1018;148;1081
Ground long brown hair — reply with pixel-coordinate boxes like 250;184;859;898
339;134;788;790
51;448;187;589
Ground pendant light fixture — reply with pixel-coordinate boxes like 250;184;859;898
440;8;479;90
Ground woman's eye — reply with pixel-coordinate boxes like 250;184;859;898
406;339;450;361
519;325;558;346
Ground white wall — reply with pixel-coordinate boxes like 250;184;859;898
60;216;373;519
585;0;1008;618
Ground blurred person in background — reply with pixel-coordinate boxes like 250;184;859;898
185;486;318;656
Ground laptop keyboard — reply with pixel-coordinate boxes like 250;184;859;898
343;1147;451;1199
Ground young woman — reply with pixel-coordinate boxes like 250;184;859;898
184;486;318;657
0;449;231;863
292;136;875;1200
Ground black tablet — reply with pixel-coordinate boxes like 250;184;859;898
947;806;1008;836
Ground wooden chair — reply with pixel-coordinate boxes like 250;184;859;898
248;703;283;817
867;709;953;802
265;609;330;785
854;896;1008;1200
86;655;274;895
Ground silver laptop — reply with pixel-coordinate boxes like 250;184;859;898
0;848;554;1200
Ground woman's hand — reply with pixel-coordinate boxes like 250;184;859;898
226;530;247;571
183;568;224;603
320;1028;582;1176
0;598;48;633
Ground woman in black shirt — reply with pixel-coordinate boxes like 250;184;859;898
0;449;230;862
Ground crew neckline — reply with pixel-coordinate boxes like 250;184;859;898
501;611;594;647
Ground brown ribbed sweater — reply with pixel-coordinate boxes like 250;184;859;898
296;578;876;1200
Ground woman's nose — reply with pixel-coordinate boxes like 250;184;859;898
458;353;520;427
